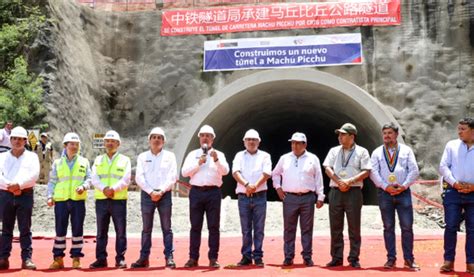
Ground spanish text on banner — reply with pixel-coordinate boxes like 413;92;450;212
203;33;362;71
162;0;400;36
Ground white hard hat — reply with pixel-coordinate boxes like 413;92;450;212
288;132;307;143
62;132;81;144
148;127;166;141
197;125;216;138
40;132;48;138
10;126;28;139
104;130;121;143
243;129;261;141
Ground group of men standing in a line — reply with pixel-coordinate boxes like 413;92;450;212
0;118;473;274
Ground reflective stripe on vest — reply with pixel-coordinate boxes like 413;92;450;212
53;156;89;202
94;153;129;200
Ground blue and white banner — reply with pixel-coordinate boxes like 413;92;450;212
203;33;362;71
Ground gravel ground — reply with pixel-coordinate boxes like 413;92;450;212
29;185;443;238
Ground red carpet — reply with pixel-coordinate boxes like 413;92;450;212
1;234;471;276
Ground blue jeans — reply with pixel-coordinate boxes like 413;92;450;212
139;191;173;259
443;188;474;263
95;199;127;262
378;188;414;261
283;193;315;260
189;186;221;260
238;191;266;260
0;190;34;261
53;200;86;258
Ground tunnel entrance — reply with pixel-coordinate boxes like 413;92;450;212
175;69;403;205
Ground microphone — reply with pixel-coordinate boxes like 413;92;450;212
202;143;208;155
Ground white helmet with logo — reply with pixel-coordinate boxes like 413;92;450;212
148;127;166;141
62;132;81;144
104;130;121;143
197;125;216;138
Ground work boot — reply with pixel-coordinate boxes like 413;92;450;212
131;258;149;268
439;260;454;272
49;257;64;270
0;259;9;270
21;259;37;270
72;257;81;269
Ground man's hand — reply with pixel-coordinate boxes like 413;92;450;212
76;185;85;195
386;185;404;196
199;154;207;166
8;184;21;196
337;179;351;192
316;200;324;209
245;184;257;197
47;198;55;207
103;187;115;198
210;150;218;162
150;190;162;202
458;182;474;194
276;187;286;201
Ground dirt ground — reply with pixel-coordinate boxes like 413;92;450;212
30;185;443;238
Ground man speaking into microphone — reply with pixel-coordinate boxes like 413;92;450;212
181;125;229;268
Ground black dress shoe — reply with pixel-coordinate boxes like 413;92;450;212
131;258;149;268
384;259;396;269
404;260;420;271
0;259;9;270
326;260;343;267
115;260;127;269
283;258;294;266
303;258;314;267
237;256;252;266
254;258;264;267
350;260;361;268
209;259;220;268
89;259;108;269
21;259;36;270
184;258;198;268
166;257;176;269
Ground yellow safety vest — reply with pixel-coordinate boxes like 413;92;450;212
53;156;89;201
94;153;130;200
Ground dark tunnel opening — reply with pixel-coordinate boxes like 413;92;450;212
177;72;401;205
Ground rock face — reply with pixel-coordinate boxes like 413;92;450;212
31;1;473;198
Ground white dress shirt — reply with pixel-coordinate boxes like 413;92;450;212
0;128;11;148
0;150;39;190
272;151;325;201
232;149;272;194
181;148;229;187
439;139;474;186
323;144;371;188
91;152;131;192
370;143;419;190
135;149;177;194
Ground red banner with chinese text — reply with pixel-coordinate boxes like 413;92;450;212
161;0;400;36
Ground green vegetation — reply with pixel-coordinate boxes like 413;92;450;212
0;0;47;129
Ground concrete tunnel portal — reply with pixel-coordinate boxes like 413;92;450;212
175;69;403;205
